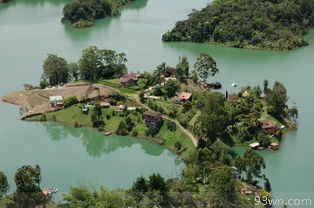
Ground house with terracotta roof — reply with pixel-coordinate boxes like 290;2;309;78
162;67;176;78
173;92;192;104
143;110;162;126
120;73;141;86
258;119;280;135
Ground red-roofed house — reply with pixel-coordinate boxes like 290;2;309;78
174;92;192;104
259;119;280;134
121;73;141;86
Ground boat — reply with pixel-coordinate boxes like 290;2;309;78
43;187;59;195
104;131;112;136
231;82;238;87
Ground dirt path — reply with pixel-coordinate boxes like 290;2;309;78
120;90;198;147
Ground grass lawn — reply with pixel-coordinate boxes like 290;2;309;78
98;79;137;94
26;104;194;159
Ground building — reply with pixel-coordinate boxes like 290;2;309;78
242;90;250;98
241;184;259;195
259;119;280;135
100;101;111;108
23;83;34;90
120;73;141;86
143;110;162;126
49;96;63;108
269;142;279;150
248;142;260;149
173;92;192;104
116;105;125;115
226;95;238;103
163;67;176;77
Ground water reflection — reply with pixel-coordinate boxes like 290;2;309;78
41;121;165;158
0;0;67;8
63;0;148;40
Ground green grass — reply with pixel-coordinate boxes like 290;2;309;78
26;104;194;159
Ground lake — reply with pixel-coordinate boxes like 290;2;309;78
1;0;314;204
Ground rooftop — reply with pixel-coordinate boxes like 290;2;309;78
143;110;162;117
179;92;192;100
121;73;140;83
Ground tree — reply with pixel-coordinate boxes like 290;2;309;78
176;56;189;81
13;165;47;208
63;96;79;108
209;166;237;207
79;46;128;81
116;121;128;135
79;46;103;81
148;174;168;192
139;91;145;103
152;84;163;96
267;81;288;118
235;149;266;183
193;92;229;143
0;171;9;198
164;79;180;97
91;104;103;127
68;62;80;81
40;54;69;86
288;105;298;122
263;79;269;94
194;53;219;82
132;176;148;195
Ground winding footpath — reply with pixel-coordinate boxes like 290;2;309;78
124;90;198;147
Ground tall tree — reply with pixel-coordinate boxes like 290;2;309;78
235;149;266;183
267;81;288;118
40;54;69;86
194;53;219;82
13;165;46;208
68;62;80;81
0;171;9;198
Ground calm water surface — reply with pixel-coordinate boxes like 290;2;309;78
1;0;314;204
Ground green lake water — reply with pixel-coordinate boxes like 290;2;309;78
1;0;314;204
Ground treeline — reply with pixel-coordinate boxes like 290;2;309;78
62;0;135;28
0;0;11;3
0;145;271;208
163;0;314;50
40;46;128;88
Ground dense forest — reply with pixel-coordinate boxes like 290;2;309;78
62;0;135;28
0;0;11;3
163;0;314;50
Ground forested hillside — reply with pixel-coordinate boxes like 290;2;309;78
62;0;135;28
163;0;314;50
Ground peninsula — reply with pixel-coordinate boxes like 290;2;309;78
162;0;314;50
1;46;299;207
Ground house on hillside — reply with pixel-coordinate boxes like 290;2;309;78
163;67;176;78
258;119;280;135
241;184;259;195
100;101;111;108
116;105;125;115
120;73;141;86
173;92;192;104
49;96;64;108
143;110;162;126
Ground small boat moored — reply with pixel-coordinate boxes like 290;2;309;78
231;82;238;87
104;131;112;136
43;187;59;196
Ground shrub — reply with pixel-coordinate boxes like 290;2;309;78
64;96;78;108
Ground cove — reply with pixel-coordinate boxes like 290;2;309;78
1;0;314;205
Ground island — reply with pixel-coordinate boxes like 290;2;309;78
61;0;136;28
1;46;298;208
162;0;314;50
